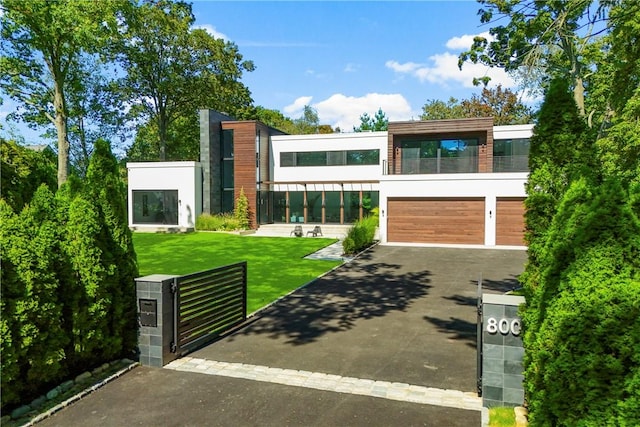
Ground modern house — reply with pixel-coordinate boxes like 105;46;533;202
128;109;532;247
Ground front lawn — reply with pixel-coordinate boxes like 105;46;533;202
133;232;341;313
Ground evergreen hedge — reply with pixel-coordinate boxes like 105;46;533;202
523;179;640;425
0;140;138;410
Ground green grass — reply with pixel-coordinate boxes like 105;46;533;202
489;407;516;427
133;232;341;313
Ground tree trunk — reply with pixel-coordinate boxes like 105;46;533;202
158;112;167;161
573;76;586;117
53;80;69;187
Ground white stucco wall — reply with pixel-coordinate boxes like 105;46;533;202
127;162;202;229
494;124;534;140
271;132;387;185
378;173;528;246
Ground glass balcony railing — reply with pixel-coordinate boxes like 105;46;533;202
492;155;529;172
401;158;479;174
387;155;529;174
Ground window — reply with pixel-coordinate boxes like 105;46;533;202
280;149;379;167
324;192;341;223
307;191;322;222
400;138;478;174
344;191;360;223
273;192;287;223
346;150;380;165
289;192;304;223
132;190;178;225
221;129;235;213
362;191;379;217
493;138;529;172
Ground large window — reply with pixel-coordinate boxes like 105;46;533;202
132;190;178;225
493;138;529;172
289;192;304;223
273;191;287;223
221;129;234;213
307;191;322;222
270;189;379;224
325;192;341;223
344;191;360;223
280;149;379;167
362;191;379;217
400;138;479;174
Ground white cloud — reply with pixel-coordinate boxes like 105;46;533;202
285;93;414;131
193;24;228;41
386;31;516;90
344;63;359;73
283;96;313;115
445;31;493;51
385;60;423;73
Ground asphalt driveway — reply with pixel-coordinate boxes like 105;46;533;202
192;245;526;392
37;245;526;427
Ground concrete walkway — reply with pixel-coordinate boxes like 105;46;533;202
303;240;353;262
166;356;481;411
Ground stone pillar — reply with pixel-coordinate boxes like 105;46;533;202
136;274;179;367
200;109;233;214
481;293;525;408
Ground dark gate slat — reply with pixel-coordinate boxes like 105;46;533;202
180;278;245;308
179;296;243;328
173;261;247;355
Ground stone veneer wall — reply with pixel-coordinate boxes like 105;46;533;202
136;274;178;367
481;293;525;408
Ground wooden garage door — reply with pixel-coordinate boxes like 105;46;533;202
387;198;485;244
496;197;525;246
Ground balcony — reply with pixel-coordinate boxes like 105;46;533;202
399;157;479;174
492;155;529;173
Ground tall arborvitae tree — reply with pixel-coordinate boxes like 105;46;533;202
0;186;68;408
84;139;139;356
521;78;591;294
523;178;640;425
0;139;57;213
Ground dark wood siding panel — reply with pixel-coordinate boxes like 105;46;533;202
496;197;525;246
387;118;494;174
388;117;494;135
222;121;258;228
388;198;485;244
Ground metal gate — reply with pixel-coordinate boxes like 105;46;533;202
171;261;247;355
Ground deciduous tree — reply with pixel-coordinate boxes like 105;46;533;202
116;0;255;160
420;86;532;124
459;0;610;116
0;0;122;186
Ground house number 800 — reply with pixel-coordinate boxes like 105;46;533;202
486;317;521;336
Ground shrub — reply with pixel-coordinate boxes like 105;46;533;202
0;139;57;213
234;187;250;229
83;139;138;358
523;179;640;425
0;140;138;411
342;215;378;255
196;212;241;231
0;187;68;408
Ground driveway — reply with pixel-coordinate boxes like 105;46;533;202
37;245;526;427
191;245;526;392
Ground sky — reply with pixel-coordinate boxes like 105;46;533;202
1;1;529;145
190;0;526;130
